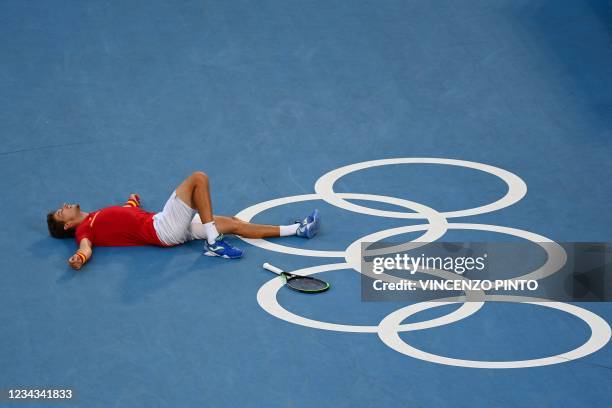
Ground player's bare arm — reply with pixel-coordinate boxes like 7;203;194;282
68;238;92;270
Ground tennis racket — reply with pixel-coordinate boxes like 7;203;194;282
263;263;330;293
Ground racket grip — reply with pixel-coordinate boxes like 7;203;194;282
263;262;284;275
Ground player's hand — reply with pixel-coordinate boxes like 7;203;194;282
129;193;140;203
68;254;84;270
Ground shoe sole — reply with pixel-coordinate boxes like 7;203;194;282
307;210;320;238
203;250;243;259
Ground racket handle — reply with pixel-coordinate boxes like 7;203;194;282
263;262;284;275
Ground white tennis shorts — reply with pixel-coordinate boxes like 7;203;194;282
153;191;202;246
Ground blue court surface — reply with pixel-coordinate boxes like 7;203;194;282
1;1;612;407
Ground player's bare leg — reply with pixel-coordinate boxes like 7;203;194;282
175;171;214;223
175;171;320;256
213;216;280;239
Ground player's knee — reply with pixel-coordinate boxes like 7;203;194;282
191;171;208;186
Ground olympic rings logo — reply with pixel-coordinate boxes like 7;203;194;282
236;158;611;369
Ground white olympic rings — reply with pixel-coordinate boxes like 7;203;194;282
378;295;612;369
314;158;527;219
237;158;610;368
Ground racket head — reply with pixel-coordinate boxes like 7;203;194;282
282;272;330;293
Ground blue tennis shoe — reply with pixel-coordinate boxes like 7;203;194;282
296;209;320;239
203;235;244;259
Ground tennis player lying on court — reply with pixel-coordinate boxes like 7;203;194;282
46;171;320;270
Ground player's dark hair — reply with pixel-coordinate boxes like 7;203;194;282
46;212;76;239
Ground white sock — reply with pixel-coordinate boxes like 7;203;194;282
204;221;220;244
279;223;299;237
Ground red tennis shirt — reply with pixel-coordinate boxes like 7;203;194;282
75;206;167;247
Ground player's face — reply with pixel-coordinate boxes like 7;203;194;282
53;203;81;226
